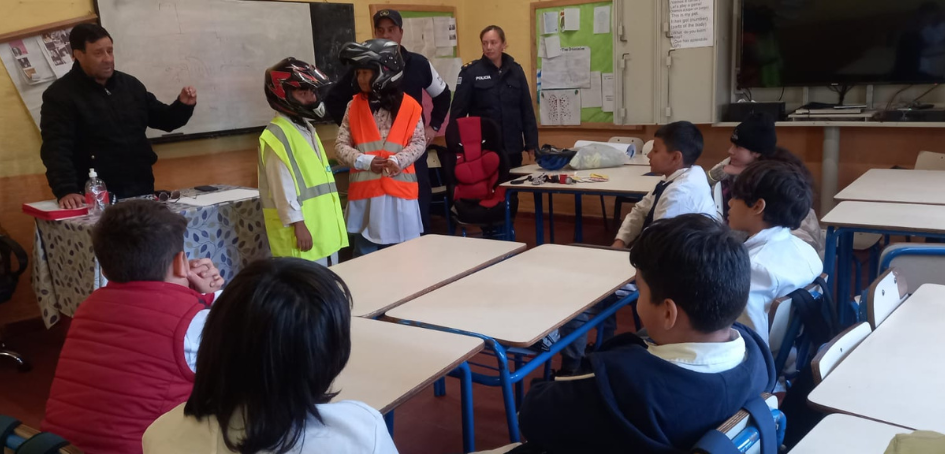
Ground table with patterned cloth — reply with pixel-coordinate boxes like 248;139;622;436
31;188;271;327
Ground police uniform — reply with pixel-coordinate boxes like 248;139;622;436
450;53;539;169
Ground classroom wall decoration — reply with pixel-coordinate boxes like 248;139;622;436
532;0;614;126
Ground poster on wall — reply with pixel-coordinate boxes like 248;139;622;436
1;27;74;128
669;0;714;49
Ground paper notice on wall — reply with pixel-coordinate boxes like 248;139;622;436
402;17;438;60
1;32;61;128
434;16;457;47
669;0;714;49
543;11;559;34
594;5;611;34
544;35;563;59
540;89;581;126
563;8;580;31
38;29;74;79
581;71;602;108
540;46;591;89
436;46;454;57
601;73;615;112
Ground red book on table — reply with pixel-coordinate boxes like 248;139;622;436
23;200;89;220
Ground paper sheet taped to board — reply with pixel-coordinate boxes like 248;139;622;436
669;0;714;49
541;46;591;89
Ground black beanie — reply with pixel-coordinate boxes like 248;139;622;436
731;112;777;156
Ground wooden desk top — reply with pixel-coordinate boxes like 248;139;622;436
821;201;945;235
333;318;484;414
386;244;635;347
504;165;660;196
808;284;945;431
789;414;910;454
331;235;526;318
835;169;945;206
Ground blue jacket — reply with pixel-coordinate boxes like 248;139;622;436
519;324;775;453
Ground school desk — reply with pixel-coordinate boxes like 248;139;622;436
834;169;945;206
501;166;661;244
789;414;911;454
821;201;945;324
334;317;484;452
386;244;636;442
808;284;945;433
330;235;526;318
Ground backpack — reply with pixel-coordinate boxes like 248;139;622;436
0;234;28;303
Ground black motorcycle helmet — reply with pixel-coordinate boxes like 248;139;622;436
264;57;332;120
339;39;404;95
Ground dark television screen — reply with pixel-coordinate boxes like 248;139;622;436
738;1;945;88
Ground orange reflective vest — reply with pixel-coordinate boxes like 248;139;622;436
347;93;422;201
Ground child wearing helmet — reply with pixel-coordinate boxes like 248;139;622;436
259;58;348;266
335;39;426;257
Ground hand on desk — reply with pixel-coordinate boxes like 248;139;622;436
59;194;85;209
188;258;224;294
294;221;313;252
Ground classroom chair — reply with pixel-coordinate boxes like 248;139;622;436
0;415;80;454
691;394;786;454
425;148;452;234
878;244;945;294
864;268;909;329
810;322;871;385
0;232;29;372
915;150;945;171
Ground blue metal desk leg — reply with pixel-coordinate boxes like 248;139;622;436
534;192;545;245
447;362;476;453
548;194;555;244
384;411;394;435
513;353;525;409
574;195;583;243
838;230;854;326
434;377;446;397
823;227;838;298
504;190;514;241
489;343;521;442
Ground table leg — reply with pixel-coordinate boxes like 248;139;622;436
575;195;584;243
504;190;515;241
838;230;855;326
448;362;476;453
548;194;555;244
384;410;395;435
534;193;545;246
434;377;446;397
821;127;841;214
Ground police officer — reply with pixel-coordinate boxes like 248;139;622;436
325;9;451;235
451;25;538;169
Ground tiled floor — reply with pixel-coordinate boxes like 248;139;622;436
0;213;629;454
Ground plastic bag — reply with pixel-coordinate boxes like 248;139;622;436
569;143;630;170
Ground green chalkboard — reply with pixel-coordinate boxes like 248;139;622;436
534;1;613;124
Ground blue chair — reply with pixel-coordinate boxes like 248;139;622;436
691;395;786;454
768;276;830;378
0;415;78;454
878;244;945;293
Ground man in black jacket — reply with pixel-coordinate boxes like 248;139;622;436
41;24;197;208
325;9;451;234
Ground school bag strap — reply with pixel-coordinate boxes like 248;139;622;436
0;415;22;450
690;395;778;454
789;275;837;348
15;432;69;454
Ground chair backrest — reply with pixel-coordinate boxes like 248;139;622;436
712;182;725;219
768;275;829;375
608;136;644;151
1;415;82;454
915;150;945;170
879;244;945;294
641;139;654;156
811;322;871;384
866;268;909;329
426;150;443;169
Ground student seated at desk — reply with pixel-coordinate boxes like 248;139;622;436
42;200;225;454
707;112;825;256
611;121;717;249
727;160;823;344
518;214;775;453
144;258;398;454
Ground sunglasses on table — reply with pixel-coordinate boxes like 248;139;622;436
153;190;181;202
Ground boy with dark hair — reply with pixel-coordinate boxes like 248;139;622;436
728;160;823;343
612;121;717;248
43;200;225;454
520;214;775;452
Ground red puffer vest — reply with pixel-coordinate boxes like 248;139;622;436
42;281;213;454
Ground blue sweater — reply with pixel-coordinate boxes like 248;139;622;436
519;324;775;453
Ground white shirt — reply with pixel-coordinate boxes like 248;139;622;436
182;289;222;372
737;226;823;344
143;401;398;454
615;165;718;244
645;329;747;373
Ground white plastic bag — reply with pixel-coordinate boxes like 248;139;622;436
569;143;630;170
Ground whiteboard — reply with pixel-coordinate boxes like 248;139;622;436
98;0;315;138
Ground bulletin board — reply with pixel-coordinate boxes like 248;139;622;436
531;0;614;128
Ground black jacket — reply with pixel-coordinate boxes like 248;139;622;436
40;63;194;199
450;54;539;156
325;46;451;130
518;324;776;453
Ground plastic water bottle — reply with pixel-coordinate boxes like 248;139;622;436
84;168;110;216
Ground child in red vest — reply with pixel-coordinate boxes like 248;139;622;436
42;199;224;454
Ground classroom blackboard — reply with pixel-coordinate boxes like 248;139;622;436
310;3;356;85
